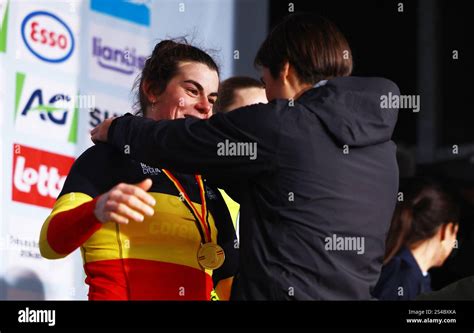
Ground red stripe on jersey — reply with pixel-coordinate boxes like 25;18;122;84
84;259;213;300
47;198;103;255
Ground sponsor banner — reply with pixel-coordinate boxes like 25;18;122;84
11;143;74;209
16;3;79;72
0;61;5;128
87;92;129;130
77;91;130;151
90;0;151;27
1;214;76;300
0;0;9;53
14;72;79;144
88;22;148;88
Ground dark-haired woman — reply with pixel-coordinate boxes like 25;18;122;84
373;179;459;300
39;40;238;300
92;13;400;300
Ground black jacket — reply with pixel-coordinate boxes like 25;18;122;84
107;76;400;300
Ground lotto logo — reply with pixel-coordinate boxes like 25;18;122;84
12;144;74;208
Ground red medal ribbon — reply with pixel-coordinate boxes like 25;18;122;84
162;169;211;243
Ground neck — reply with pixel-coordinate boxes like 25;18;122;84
292;83;313;100
410;241;436;273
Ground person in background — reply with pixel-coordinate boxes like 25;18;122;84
0;269;45;300
214;76;267;114
213;76;268;239
39;40;238;300
373;178;460;300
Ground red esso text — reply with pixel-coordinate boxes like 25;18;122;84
30;21;68;50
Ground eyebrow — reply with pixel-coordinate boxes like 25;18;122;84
183;80;218;98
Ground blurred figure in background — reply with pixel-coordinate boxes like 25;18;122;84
0;268;45;300
213;76;268;239
373;178;460;300
213;76;267;114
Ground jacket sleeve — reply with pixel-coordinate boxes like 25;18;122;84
107;102;283;182
39;147;105;259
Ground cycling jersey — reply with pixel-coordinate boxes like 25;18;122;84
39;143;238;300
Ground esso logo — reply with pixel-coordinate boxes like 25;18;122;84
21;11;75;63
12;144;75;208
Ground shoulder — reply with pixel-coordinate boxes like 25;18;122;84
72;143;121;172
60;143;124;197
211;100;288;132
328;76;400;94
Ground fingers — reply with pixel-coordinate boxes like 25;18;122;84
107;211;130;225
90;117;116;143
136;179;153;192
119;182;156;207
106;201;145;223
107;183;154;221
95;181;156;224
110;190;154;218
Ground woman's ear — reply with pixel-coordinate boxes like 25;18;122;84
280;61;291;83
142;80;157;103
440;222;458;241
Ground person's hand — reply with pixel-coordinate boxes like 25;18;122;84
91;117;115;144
94;179;156;224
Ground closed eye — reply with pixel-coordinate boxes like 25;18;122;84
187;88;199;96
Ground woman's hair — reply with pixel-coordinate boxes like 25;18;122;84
384;178;460;264
254;13;353;84
213;76;264;113
134;38;219;115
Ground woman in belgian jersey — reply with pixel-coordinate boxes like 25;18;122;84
39;40;238;300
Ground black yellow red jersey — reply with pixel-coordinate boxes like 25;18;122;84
39;143;238;300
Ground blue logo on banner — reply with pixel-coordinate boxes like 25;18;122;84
90;0;150;27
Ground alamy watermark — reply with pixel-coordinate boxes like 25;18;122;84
54;94;96;110
380;92;420;112
324;233;365;255
217;139;257;160
18;307;55;326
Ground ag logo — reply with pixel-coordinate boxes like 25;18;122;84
22;90;70;125
15;72;78;143
21;11;75;63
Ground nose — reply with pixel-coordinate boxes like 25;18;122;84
194;97;212;118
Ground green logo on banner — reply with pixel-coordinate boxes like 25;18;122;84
68;94;79;144
0;0;9;53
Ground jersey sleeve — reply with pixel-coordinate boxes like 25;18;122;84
39;145;109;259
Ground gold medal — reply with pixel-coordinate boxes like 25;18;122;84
197;243;225;270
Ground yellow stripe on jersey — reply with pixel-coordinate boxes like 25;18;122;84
83;192;218;275
219;189;240;229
